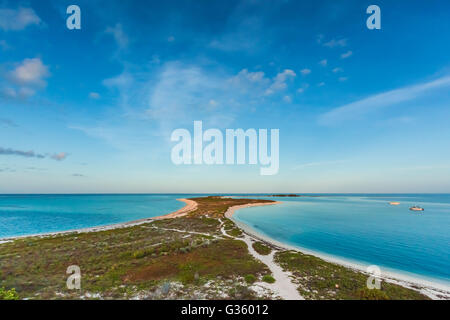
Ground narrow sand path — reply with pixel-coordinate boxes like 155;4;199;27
219;218;304;300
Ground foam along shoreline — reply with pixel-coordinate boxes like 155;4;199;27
226;202;450;300
0;198;197;242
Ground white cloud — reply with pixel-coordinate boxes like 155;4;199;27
105;24;129;49
338;77;348;82
341;51;353;59
9;58;49;87
231;69;267;84
300;68;311;75
317;82;325;87
265;69;296;95
51;152;68;161
89;92;100;99
319;75;450;125
319;59;327;67
283;95;292;103
0;7;41;31
332;67;343;73
2;58;49;99
146;62;236;130
102;72;134;89
297;88;305;93
323;38;347;48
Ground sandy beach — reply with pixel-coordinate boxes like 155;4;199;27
225;201;450;300
152;199;197;219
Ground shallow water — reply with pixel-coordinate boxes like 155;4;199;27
0;194;189;238
232;194;450;286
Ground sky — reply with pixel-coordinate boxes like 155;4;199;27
1;0;450;193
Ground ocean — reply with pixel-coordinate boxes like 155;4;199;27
0;194;188;238
1;193;449;287
232;194;450;286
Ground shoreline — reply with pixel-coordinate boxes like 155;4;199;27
0;198;196;242
2;196;449;299
226;202;450;300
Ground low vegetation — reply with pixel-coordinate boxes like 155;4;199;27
262;275;276;284
275;250;429;300
0;287;19;300
0;196;430;300
252;242;272;255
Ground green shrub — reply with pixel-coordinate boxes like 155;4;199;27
262;275;276;283
0;287;19;300
244;274;256;284
356;288;390;300
252;242;272;255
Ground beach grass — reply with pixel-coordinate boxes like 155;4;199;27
274;250;430;300
252;242;272;255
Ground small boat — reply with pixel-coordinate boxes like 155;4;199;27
389;202;400;205
409;205;424;212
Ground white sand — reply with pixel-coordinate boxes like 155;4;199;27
226;202;450;300
219;217;303;300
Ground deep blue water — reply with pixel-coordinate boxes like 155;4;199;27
232;194;450;286
0;194;190;238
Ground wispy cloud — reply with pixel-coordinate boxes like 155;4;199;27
72;173;86;177
292;160;347;170
0;7;41;31
265;69;296;95
319;75;450;125
105;23;129;49
300;68;311;76
0;147;68;161
0;118;18;127
51;152;68;161
341;51;353;59
89;92;100;99
319;59;327;67
0;147;45;158
323;38;347;48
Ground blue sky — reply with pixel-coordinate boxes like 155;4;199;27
1;0;450;193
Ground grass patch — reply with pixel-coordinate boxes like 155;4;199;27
274;251;429;300
244;274;257;284
0;287;19;300
252;242;272;255
262;275;276;284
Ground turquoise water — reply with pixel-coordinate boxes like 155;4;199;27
233;194;450;286
0;194;188;238
1;193;449;286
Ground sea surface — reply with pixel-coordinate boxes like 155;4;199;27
1;193;449;287
0;194;189;238
232;194;450;286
